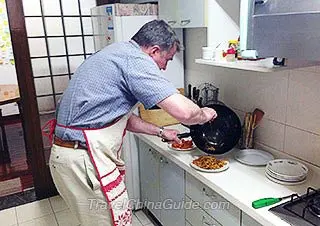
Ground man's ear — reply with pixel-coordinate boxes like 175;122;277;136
148;45;161;56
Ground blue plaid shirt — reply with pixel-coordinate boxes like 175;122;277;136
55;40;178;143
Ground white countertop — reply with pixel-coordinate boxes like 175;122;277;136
135;124;320;226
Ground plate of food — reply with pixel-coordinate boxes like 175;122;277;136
190;155;229;172
167;138;196;153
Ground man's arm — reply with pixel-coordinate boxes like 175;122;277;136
126;114;180;143
157;93;217;125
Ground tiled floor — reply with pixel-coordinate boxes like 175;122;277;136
0;195;157;226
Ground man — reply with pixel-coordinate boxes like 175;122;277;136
48;20;216;226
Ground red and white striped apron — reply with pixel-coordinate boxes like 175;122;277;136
43;106;138;226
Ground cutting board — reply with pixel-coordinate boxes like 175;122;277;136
139;88;184;127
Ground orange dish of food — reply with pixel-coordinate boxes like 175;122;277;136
172;139;193;150
192;156;227;170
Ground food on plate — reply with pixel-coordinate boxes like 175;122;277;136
171;139;193;150
192;156;227;170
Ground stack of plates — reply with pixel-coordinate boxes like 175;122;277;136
265;159;308;185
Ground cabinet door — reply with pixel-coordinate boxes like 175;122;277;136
159;157;185;226
159;0;179;28
178;0;207;28
138;141;161;220
241;211;262;226
186;173;241;226
185;196;222;226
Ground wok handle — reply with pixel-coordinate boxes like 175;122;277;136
161;132;191;142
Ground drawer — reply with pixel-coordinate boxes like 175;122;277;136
241;211;262;226
186;173;240;226
185;196;222;226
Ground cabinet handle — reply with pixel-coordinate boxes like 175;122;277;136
180;19;191;26
202;187;217;199
167;20;177;25
202;216;215;226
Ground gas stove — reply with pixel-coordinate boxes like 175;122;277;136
269;187;320;226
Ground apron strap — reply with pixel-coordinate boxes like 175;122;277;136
41;119;57;143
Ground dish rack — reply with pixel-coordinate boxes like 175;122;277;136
198;83;222;106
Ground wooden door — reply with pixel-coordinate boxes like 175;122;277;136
6;0;57;199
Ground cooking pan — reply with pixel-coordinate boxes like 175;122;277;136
166;104;241;155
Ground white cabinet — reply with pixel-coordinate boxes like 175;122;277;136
159;155;185;226
139;140;185;226
185;196;222;226
159;0;207;28
139;140;161;220
241;211;262;226
185;173;241;226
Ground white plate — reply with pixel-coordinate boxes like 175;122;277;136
234;149;274;166
266;159;308;179
265;168;306;182
167;141;196;153
190;160;229;173
265;171;306;185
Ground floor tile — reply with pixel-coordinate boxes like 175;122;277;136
132;214;143;226
134;210;151;225
49;195;68;213
54;209;80;226
16;199;53;223
0;207;17;226
18;214;58;226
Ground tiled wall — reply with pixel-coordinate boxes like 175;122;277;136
184;28;320;168
22;0;96;113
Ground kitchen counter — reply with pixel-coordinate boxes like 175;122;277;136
135;124;320;226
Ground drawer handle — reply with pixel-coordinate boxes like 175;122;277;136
202;216;215;226
180;19;191;26
202;188;217;199
168;20;177;25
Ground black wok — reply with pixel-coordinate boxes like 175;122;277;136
170;104;241;155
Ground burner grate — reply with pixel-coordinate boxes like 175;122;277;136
270;187;320;226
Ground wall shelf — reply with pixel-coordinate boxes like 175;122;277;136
195;58;287;73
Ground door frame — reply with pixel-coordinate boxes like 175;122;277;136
6;0;57;199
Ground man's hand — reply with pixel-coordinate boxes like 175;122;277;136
160;128;181;143
200;107;217;124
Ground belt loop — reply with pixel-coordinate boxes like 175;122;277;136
74;141;79;149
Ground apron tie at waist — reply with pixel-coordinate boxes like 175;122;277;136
53;137;87;150
41;119;57;143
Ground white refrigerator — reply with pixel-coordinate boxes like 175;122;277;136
91;4;184;209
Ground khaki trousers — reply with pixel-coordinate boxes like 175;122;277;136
49;144;113;226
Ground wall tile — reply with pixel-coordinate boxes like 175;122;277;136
61;0;79;15
28;38;47;57
51;57;68;75
42;0;61;16
31;58;50;77
284;126;320;167
22;0;41;16
64;17;82;36
66;37;83;54
48;38;66;56
25;18;44;37
287;70;320;134
45;18;63;36
254;119;285;151
214;70;289;123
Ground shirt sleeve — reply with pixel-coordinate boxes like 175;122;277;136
124;55;178;109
